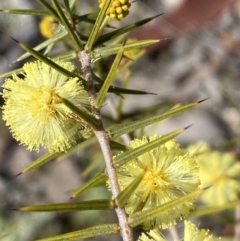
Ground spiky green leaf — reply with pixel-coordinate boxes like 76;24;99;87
95;46;124;109
119;102;175;120
35;223;119;241
129;189;203;228
74;11;98;23
37;0;59;20
0;68;23;78
61;97;100;130
95;83;155;95
17;199;114;212
17;152;61;176
108;101;199;138
95;14;162;46
85;0;111;51
114;128;185;168
93;40;159;60
57;137;97;162
51;0;83;50
15;29;68;62
51;50;77;62
191;200;240;217
71;170;107;198
63;0;72;17
116;172;144;208
15;40;85;81
1;9;49;15
92;73;156;95
110;140;127;151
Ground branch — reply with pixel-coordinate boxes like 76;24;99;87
78;50;134;241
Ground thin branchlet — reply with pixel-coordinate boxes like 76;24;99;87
78;50;134;241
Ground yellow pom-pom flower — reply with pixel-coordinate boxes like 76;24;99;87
2;61;90;153
188;142;240;206
98;0;131;21
184;221;221;241
114;136;200;229
138;229;166;241
39;16;58;38
138;221;221;241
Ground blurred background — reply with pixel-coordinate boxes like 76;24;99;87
0;0;240;240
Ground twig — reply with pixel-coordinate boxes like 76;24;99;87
78;50;134;241
169;226;180;241
234;206;240;241
108;98;131;145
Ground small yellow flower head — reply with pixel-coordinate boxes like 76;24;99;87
138;229;166;241
39;16;58;38
98;0;131;21
115;135;200;229
184;221;221;241
188;142;240;206
2;61;89;153
138;221;221;241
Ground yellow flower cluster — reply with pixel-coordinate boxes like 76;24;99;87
112;136;200;229
39;16;58;38
138;221;221;241
188;141;240;206
138;229;166;241
98;0;131;21
2;61;89;153
184;221;221;241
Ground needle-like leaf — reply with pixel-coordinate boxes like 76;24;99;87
61;97;100;130
51;0;83;50
71;170;107;198
114;128;185;168
13;39;85;82
108;101;200;138
37;0;59;20
85;0;111;51
116;172;144;208
15;29;68;62
1;9;49;15
129;189;203;228
94;14;162;46
35;224;119;241
93;39;159;60
14;199;115;212
191;200;240;217
95;46;125;109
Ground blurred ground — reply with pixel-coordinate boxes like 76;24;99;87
0;0;240;240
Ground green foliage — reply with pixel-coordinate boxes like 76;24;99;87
1;1;238;241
